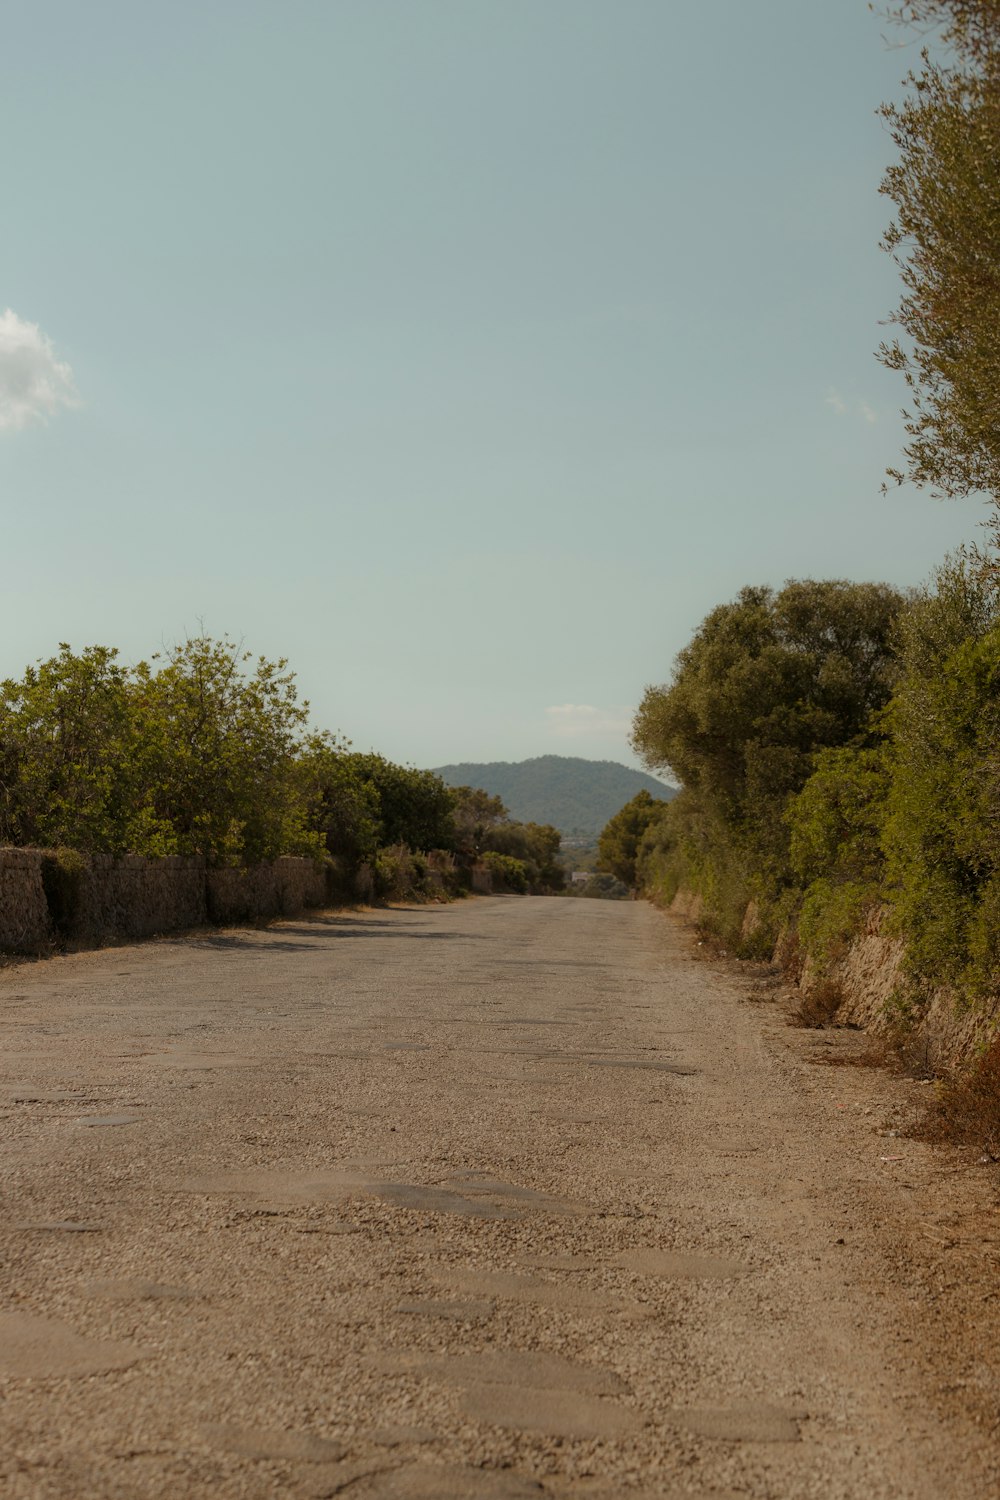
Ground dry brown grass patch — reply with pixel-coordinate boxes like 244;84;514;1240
788;979;844;1029
915;1034;1000;1157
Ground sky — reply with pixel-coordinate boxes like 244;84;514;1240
0;0;982;772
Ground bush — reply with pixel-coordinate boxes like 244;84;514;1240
482;851;530;893
881;556;1000;997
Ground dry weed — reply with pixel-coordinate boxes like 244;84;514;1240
788;979;844;1029
916;1035;1000;1158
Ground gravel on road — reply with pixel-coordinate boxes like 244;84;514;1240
1;896;998;1499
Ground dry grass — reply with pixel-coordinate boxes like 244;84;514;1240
915;1034;1000;1157
788;979;845;1029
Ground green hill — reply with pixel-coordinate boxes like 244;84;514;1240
432;755;677;836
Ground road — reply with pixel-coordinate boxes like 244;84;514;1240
1;897;998;1499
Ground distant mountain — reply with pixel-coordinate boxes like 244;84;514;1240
432;755;677;836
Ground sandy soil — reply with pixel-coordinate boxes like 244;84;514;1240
1;896;998;1499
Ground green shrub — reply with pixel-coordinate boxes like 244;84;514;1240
482;851;530;893
881;557;1000;997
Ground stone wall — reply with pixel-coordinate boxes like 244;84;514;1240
0;848;335;956
206;857;328;927
74;855;207;945
0;849;51;954
824;907;998;1073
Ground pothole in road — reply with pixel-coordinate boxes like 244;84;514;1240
201;1424;346;1463
76;1112;143;1128
396;1297;494;1322
586;1058;698;1075
614;1249;746;1279
376;1184;516;1218
364;1465;544;1498
178;1161;595;1221
441;1174;588;1215
373;1349;641;1446
432;1269;650;1321
458;1384;642;1440
178;1169;526;1220
0;1312;144;1379
84;1278;203;1302
671;1402;805;1442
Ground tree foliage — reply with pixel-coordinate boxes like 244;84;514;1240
879;555;1000;991
878;2;1000;500
448;785;509;858
481;819;564;892
130;636;317;863
597;790;669;888
0;645;134;853
632;580;904;880
340;754;456;854
0;635;562;905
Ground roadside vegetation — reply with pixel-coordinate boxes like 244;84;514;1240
0;636;563;903
592;2;1000;1122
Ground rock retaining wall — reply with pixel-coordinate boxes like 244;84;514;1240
0;848;336;956
665;887;999;1074
0;849;51;953
823;907;998;1072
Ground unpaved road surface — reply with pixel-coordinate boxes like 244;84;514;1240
2;898;999;1499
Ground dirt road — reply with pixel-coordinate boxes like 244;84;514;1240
1;898;998;1499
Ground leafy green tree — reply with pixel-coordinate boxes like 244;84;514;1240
629;580;904;947
130;635;318;864
342;754;455;852
449;785;508;857
295;733;381;866
597;790;669;888
879;555;1000;992
481;819;564;891
632;580;904;879
878;3;1000;502
0;644;134;851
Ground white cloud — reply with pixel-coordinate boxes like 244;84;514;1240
545;703;632;738
0;309;78;432
825;387;878;424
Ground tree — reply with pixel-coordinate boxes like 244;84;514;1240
878;3;1000;502
296;734;381;866
631;580;905;882
130;635;317;864
449;785;508;858
597;790;668;889
0;645;134;851
342;754;456;852
480;819;564;892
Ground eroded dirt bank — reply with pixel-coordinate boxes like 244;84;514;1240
1;898;998;1499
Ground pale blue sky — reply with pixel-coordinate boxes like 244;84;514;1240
0;1;979;769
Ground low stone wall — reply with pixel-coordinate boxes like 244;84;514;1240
207;857;327;927
0;847;335;956
75;854;207;945
0;849;51;953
